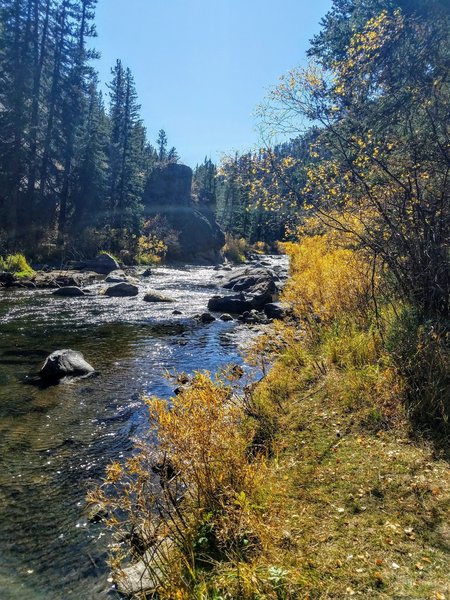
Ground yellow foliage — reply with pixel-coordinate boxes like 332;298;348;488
283;234;374;324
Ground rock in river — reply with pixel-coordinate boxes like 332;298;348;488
143;291;174;303
52;286;86;297
40;349;95;381
105;282;139;297
208;293;252;315
199;312;215;324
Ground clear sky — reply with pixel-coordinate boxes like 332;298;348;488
94;0;332;167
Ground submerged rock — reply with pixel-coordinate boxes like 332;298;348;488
52;286;86;297
105;282;139;297
40;349;95;381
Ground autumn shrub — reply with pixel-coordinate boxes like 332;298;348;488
90;372;276;598
223;233;249;263
282;235;375;326
0;253;35;278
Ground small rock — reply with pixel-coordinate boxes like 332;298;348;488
105;270;128;283
219;313;233;321
141;268;152;277
172;309;182;315
200;312;215;324
143;291;174;303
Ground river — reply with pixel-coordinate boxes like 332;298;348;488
0;258;285;599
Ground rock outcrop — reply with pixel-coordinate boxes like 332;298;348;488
143;163;225;264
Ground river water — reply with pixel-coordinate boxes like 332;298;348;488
0;258;284;599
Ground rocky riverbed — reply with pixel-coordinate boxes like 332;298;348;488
0;255;288;600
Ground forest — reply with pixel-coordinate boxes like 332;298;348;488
1;0;450;599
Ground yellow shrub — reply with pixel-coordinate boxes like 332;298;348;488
283;235;374;324
0;253;35;278
223;233;249;263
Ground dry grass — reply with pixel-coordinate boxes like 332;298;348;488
251;352;450;600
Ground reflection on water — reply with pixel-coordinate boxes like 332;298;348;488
0;261;286;600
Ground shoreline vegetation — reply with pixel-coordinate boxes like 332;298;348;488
89;234;450;599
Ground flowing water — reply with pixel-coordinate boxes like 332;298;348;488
0;258;285;599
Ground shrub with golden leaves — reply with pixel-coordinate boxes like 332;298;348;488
283;234;375;325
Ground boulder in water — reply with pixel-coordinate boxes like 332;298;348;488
208;294;252;315
105;282;139;297
52;286;86;297
219;313;233;321
40;349;95;381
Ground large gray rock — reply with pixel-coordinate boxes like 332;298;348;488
52;286;86;297
40;349;95;381
222;267;277;293
220;267;279;310
105;282;139;297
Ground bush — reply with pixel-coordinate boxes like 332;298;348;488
386;308;450;432
283;235;375;326
89;373;271;597
0;253;35;278
223;234;249;263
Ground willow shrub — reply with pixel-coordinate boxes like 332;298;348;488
283;235;375;326
89;373;271;598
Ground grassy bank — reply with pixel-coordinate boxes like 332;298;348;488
93;235;450;599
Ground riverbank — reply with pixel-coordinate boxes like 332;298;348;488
96;241;450;599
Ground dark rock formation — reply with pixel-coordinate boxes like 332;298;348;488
144;163;225;264
199;312;215;324
40;349;95;381
105;282;139;297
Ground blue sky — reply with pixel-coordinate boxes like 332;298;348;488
94;0;332;167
